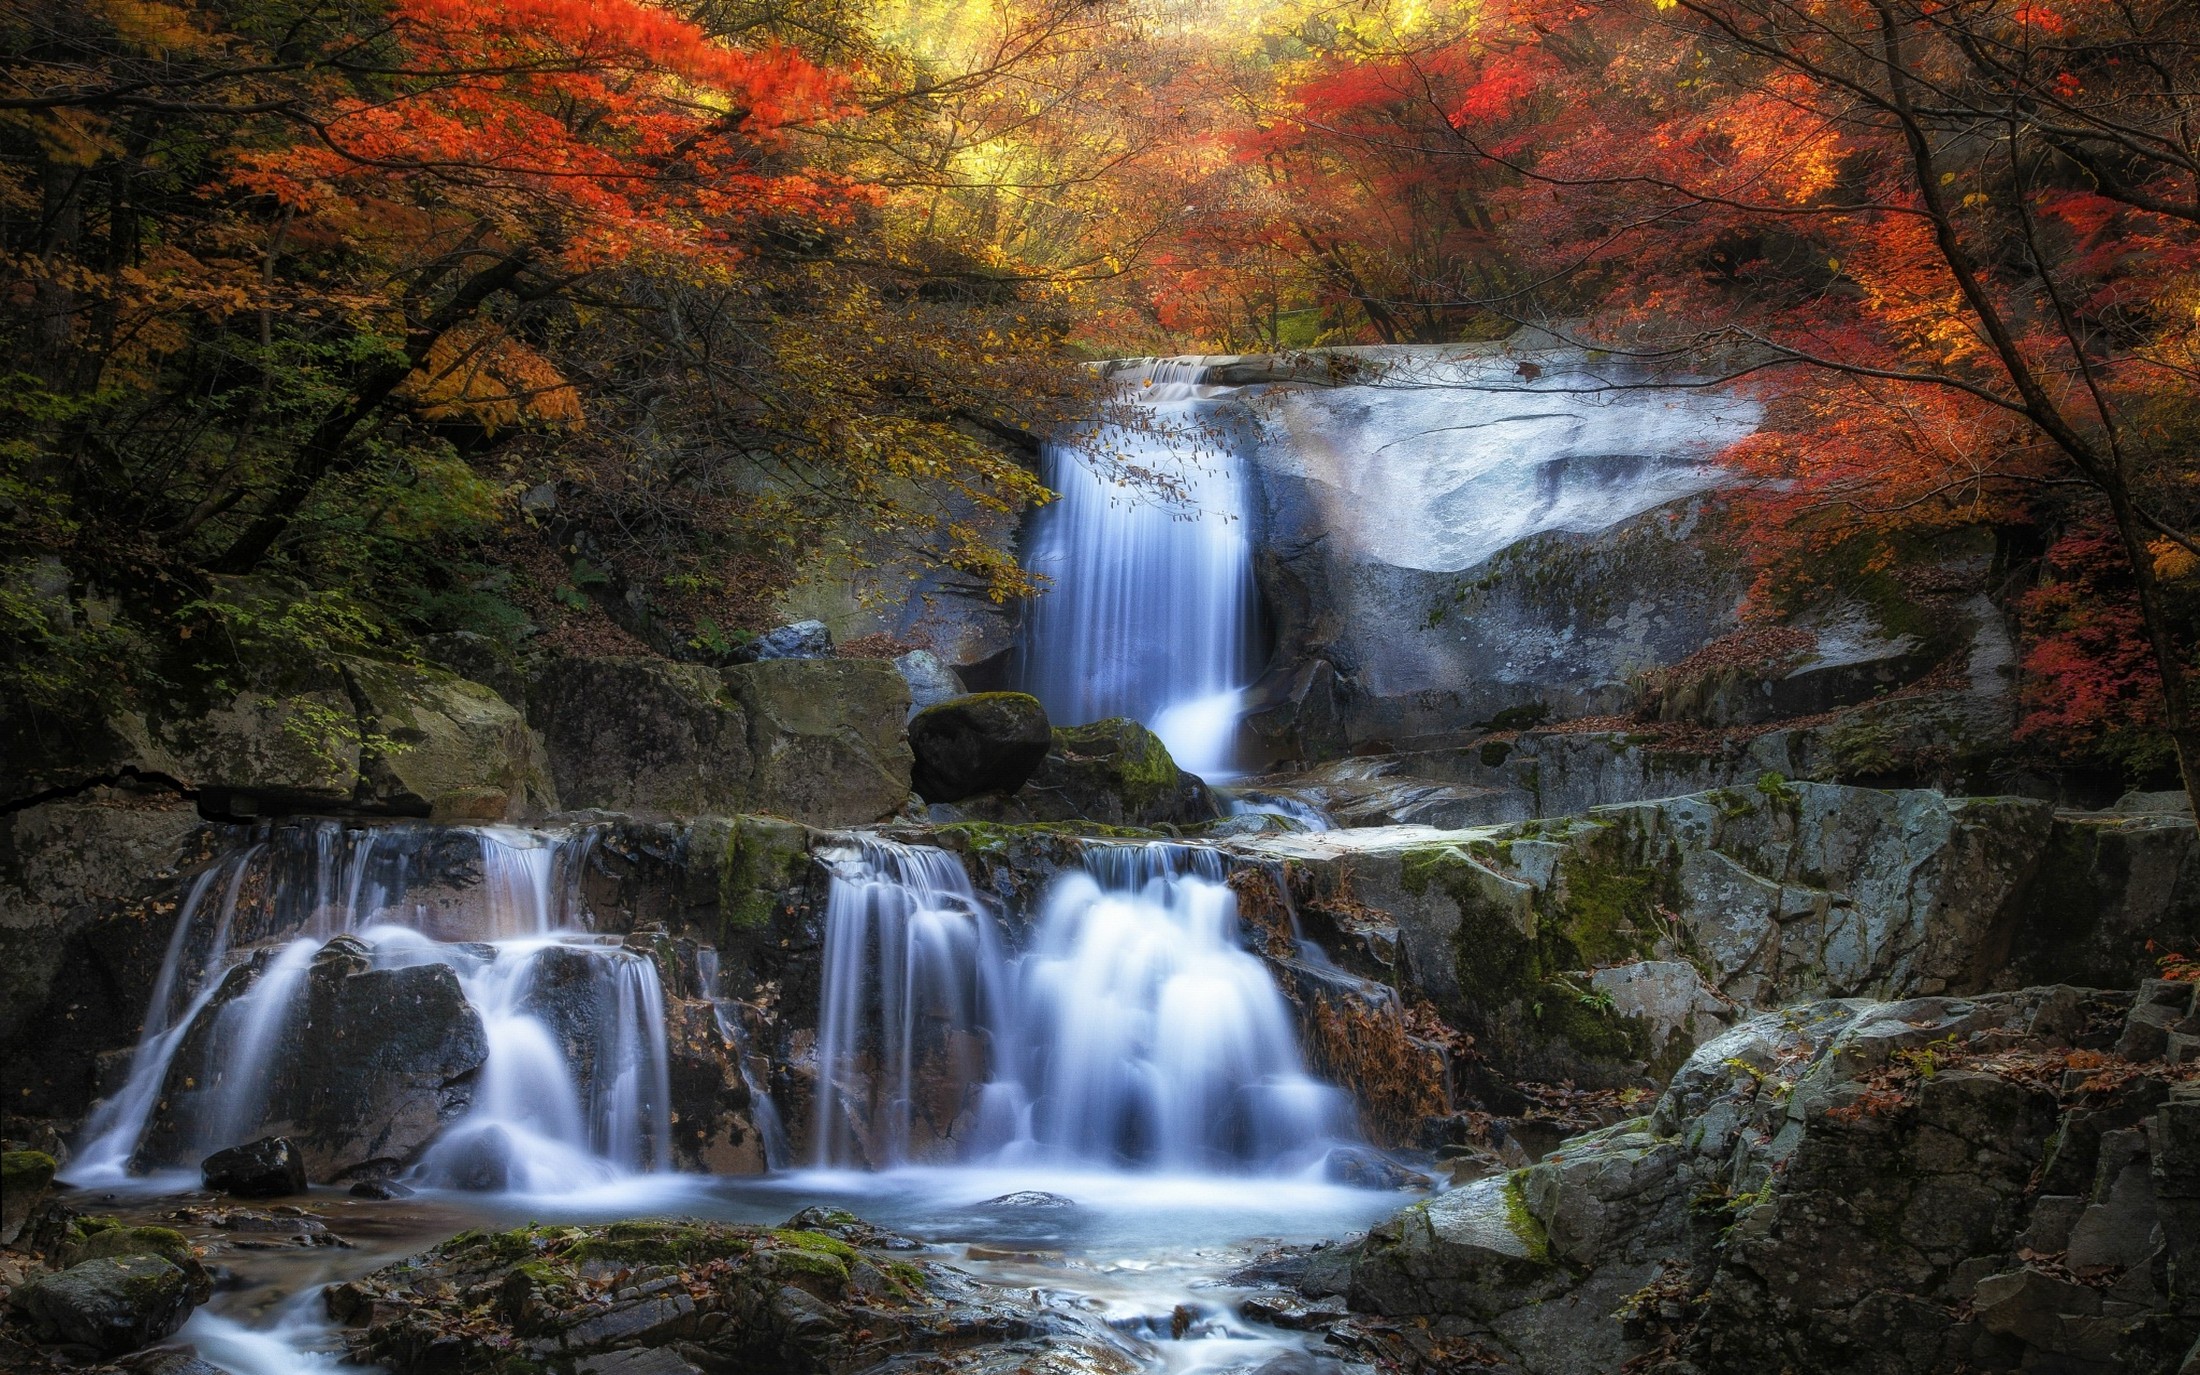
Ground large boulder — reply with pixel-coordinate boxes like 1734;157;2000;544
199;1135;307;1197
1027;719;1219;827
529;657;755;816
136;935;489;1181
10;1254;197;1355
0;790;205;1113
723;658;913;827
908;693;1053;803
530;656;912;825
1332;982;2192;1375
344;658;557;820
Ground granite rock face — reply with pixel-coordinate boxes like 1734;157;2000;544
1228;781;2194;1087
1336;982;2198;1375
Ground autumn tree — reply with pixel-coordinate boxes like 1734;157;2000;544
1220;0;2200;800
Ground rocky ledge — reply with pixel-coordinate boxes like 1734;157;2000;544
1244;976;2200;1375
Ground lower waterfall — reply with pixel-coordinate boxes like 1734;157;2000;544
66;822;674;1195
811;838;1350;1173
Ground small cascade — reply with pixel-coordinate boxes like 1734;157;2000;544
67;822;672;1194
412;934;673;1192
811;839;1003;1167
1017;358;1260;777
812;838;1351;1173
981;845;1347;1170
697;949;790;1170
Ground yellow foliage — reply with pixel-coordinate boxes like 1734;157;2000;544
2152;539;2199;583
402;325;585;433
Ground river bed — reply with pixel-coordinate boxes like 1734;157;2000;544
73;1166;1413;1374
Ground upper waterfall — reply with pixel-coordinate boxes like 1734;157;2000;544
1015;358;1261;777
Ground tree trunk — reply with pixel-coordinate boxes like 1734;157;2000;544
210;254;529;574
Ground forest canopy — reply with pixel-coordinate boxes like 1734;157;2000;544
6;0;2199;797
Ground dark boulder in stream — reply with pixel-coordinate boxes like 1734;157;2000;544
909;692;1054;802
199;1136;307;1198
139;936;489;1183
9;1254;197;1355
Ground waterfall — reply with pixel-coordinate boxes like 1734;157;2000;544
812;839;1349;1173
810;839;1004;1167
66;822;672;1194
1017;359;1260;777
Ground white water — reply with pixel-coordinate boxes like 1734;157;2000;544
1018;359;1260;777
65;823;672;1196
814;839;1349;1173
811;839;1005;1167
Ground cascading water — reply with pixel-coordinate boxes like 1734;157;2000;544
980;845;1348;1170
1017;359;1260;777
66;822;673;1195
811;839;1004;1167
811;839;1350;1174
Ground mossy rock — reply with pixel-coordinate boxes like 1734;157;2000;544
1;1150;55;1243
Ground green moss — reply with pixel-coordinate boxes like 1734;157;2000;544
884;1259;929;1295
567;1221;753;1268
772;1248;851;1285
767;1228;860;1261
69;1224;193;1269
1552;845;1665;968
1051;718;1182;813
1;1150;55;1198
1530;977;1651;1061
1501;1172;1553;1265
718;814;810;932
1702;787;1754;820
1479;739;1513;768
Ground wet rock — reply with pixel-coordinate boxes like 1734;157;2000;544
0;790;206;1124
348;1178;415;1200
977;1191;1077;1209
11;1254;197;1354
429;1124;513;1192
141;942;489;1182
200;1136;307;1198
1321;1147;1430;1190
328;1216;1116;1374
1239;1291;1351;1329
910;693;1054;803
66;1227;206;1286
729;619;833;663
1032;719;1218;826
